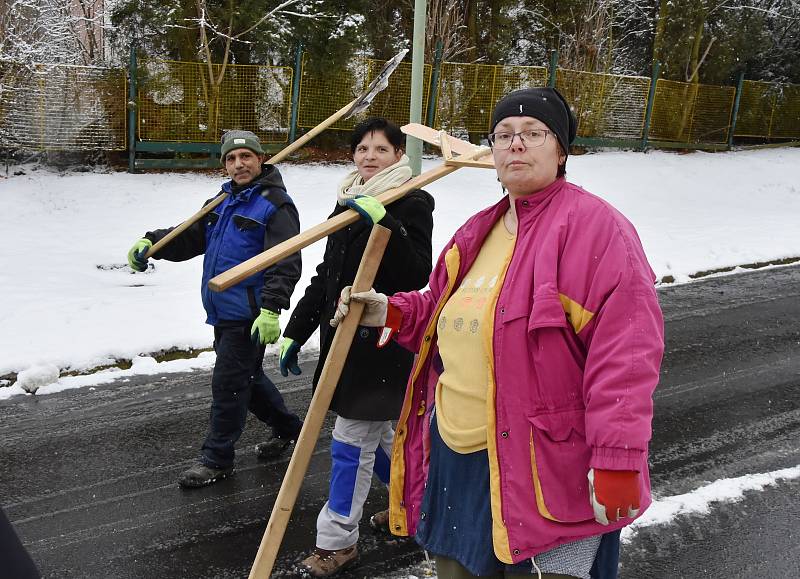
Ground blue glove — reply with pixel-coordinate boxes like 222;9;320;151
278;337;302;377
251;309;281;345
127;238;152;272
345;195;386;225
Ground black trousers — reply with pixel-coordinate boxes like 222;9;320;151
200;324;302;468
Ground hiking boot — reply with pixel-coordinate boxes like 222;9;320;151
369;508;390;534
299;545;358;577
255;436;294;460
177;462;234;489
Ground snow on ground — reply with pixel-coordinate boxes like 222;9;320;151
1;147;800;396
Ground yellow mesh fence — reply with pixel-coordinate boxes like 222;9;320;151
735;80;800;139
137;59;292;143
297;55;431;131
0;60;126;150
649;79;735;143
433;63;548;136
556;69;650;139
3;55;800;153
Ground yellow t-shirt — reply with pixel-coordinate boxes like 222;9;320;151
435;217;516;453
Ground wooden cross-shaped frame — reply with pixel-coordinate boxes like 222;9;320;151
227;124;496;578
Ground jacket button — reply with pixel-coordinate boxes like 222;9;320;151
513;549;520;555
420;512;426;519
424;336;431;342
522;200;529;206
501;431;509;438
500;307;505;314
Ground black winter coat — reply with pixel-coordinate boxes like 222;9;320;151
284;189;435;421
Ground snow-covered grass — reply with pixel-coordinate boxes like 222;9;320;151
1;147;800;397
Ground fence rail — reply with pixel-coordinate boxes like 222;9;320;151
1;52;799;155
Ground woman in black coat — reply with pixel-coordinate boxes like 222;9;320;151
279;118;434;577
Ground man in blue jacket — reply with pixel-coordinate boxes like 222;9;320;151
127;130;303;488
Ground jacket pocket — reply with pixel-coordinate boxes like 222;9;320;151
232;214;266;256
528;295;569;332
527;409;594;523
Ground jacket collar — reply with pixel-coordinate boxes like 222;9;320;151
512;177;566;221
451;178;567;282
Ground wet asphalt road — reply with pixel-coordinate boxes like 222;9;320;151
1;265;800;578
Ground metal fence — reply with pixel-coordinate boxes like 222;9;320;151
0;60;126;150
136;58;293;144
298;55;432;132
1;53;799;153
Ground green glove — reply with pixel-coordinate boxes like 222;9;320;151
127;238;153;272
345;195;386;225
279;337;302;377
251;308;281;345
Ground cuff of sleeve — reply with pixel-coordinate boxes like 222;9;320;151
377;212;405;236
590;446;645;471
377;303;403;347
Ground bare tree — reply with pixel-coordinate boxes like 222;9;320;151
0;0;106;65
424;0;472;62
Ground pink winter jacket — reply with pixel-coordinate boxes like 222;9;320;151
385;178;664;562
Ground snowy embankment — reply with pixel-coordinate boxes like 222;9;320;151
1;147;800;397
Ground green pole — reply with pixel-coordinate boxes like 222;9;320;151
548;50;558;88
289;43;303;143
728;71;745;149
407;0;426;176
642;61;660;151
127;43;138;173
425;40;443;128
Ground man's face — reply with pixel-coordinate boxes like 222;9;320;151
225;148;264;185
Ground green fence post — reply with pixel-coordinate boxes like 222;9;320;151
127;44;138;173
548;50;558;88
642;61;660;151
728;71;745;149
289;42;303;143
407;0;427;175
425;40;444;128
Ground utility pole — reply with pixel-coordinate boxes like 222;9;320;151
407;0;426;176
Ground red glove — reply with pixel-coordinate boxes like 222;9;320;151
588;468;640;525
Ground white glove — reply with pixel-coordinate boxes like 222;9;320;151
330;287;388;328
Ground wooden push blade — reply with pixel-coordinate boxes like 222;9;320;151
401;123;495;168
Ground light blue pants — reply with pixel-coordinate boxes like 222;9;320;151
315;416;394;550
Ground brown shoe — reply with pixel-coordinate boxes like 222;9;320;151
369;508;390;533
299;545;358;577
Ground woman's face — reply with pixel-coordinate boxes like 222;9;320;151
354;130;402;182
491;116;565;197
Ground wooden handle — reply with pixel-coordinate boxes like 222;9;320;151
266;98;357;166
247;225;392;579
209;142;493;292
144;98;358;259
145;193;227;258
208;154;483;292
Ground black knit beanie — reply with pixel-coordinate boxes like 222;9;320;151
490;87;577;155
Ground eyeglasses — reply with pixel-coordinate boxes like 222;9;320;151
487;129;552;150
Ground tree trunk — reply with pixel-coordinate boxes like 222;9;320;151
651;0;669;72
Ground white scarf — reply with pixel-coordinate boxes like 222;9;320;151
336;154;412;205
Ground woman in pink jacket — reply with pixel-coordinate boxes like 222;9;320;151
332;87;665;579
